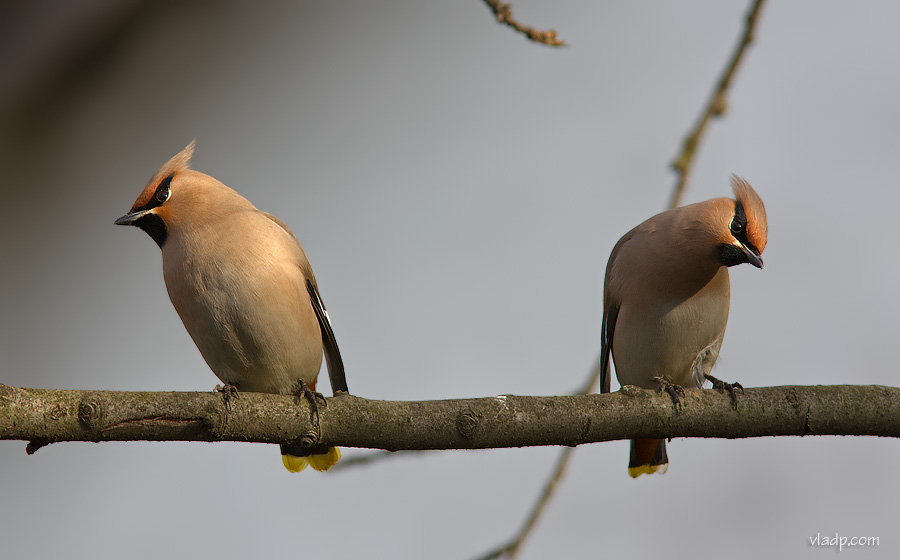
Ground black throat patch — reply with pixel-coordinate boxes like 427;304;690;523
134;213;167;248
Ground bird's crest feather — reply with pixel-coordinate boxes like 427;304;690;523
730;174;767;253
131;141;196;210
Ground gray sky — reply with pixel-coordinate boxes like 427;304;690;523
2;1;898;558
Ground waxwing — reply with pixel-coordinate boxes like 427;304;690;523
600;176;767;477
116;142;347;472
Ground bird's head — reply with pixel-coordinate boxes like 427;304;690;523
114;141;198;248
712;175;768;269
115;141;250;248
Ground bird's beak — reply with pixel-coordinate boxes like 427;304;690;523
115;208;151;226
739;242;764;269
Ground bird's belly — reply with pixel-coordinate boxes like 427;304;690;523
165;261;322;395
612;292;728;389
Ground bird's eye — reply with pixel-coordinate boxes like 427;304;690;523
730;219;744;235
156;187;169;203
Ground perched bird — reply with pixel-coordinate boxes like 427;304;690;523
599;176;767;478
115;141;347;472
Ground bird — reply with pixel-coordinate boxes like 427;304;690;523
115;141;347;472
599;176;767;478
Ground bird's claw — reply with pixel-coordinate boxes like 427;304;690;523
294;380;326;424
652;376;685;414
705;374;743;410
215;383;240;412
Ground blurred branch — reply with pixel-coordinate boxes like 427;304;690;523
483;0;566;47
3;383;900;452
475;446;575;560
474;358;602;559
669;0;766;209
481;2;769;556
327;449;435;472
327;449;398;471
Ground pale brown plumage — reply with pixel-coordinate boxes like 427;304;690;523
599;176;767;477
116;142;346;472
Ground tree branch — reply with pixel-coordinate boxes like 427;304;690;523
482;0;566;47
333;357;605;474
3;383;898;453
669;0;766;209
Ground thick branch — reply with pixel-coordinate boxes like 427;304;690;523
2;383;898;453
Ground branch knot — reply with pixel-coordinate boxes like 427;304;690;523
456;410;479;440
78;396;103;428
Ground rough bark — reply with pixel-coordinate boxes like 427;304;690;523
1;383;897;454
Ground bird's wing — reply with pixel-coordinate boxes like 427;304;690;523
600;228;636;394
262;211;349;395
600;303;618;394
306;278;348;394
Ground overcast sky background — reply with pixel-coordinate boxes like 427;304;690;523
2;1;899;558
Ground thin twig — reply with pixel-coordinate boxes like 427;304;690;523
669;0;766;209
474;446;576;560
474;2;769;557
483;0;566;47
328;450;396;471
327;449;433;472
471;359;601;560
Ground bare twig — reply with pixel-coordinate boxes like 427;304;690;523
483;0;566;47
328;450;394;470
476;2;769;557
669;0;766;209
327;449;427;472
474;446;575;560
473;360;601;559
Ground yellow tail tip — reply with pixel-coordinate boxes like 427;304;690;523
282;454;309;473
628;463;669;478
281;447;341;473
308;447;341;472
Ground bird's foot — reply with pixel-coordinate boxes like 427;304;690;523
214;383;240;412
705;374;743;410
294;380;327;424
652;376;685;414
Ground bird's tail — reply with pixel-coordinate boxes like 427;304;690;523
280;444;342;473
628;438;668;478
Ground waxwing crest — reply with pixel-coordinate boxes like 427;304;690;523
131;141;195;210
730;175;767;254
